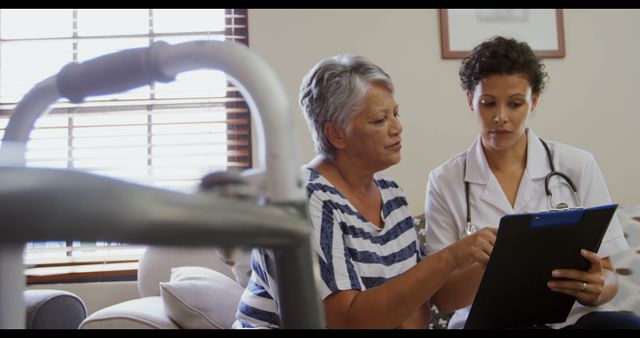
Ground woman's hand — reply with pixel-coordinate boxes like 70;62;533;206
446;227;498;270
547;249;605;306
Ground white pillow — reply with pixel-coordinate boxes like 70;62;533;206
160;266;243;329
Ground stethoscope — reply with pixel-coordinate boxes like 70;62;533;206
463;138;583;237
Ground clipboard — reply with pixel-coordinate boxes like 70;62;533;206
464;204;618;329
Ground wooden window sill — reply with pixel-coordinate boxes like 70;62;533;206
26;262;139;285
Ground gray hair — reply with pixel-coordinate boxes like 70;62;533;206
298;54;394;161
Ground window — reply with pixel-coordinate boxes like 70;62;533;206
0;9;251;283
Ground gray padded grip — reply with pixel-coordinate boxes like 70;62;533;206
56;41;174;103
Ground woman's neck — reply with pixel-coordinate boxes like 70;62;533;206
308;154;377;195
481;133;528;208
482;134;528;174
309;154;384;228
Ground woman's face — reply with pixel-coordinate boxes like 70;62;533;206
467;74;539;153
340;84;402;171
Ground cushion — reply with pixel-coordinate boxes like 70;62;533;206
414;213;453;329
79;297;179;329
160;266;243;329
215;248;253;288
138;246;235;298
608;205;640;316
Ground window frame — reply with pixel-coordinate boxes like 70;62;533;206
0;8;251;284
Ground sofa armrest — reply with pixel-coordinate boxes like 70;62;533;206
80;296;179;329
24;289;87;329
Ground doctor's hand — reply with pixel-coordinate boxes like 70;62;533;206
547;249;605;307
446;227;497;270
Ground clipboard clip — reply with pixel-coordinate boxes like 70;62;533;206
541;206;585;213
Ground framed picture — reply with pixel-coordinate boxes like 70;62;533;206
439;9;565;59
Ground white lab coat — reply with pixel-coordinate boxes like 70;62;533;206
424;129;628;329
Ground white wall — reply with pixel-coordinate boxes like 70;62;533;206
249;9;640;215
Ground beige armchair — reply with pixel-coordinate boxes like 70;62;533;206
79;246;246;329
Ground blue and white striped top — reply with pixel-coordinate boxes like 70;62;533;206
233;248;281;328
233;167;423;328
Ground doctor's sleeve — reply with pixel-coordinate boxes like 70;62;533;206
579;153;617;208
579;153;627;257
424;170;461;256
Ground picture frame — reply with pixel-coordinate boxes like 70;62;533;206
439;9;565;59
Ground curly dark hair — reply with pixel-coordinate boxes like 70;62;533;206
459;36;548;94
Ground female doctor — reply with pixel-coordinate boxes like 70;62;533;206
424;36;640;329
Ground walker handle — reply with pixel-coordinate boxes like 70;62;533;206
56;41;174;103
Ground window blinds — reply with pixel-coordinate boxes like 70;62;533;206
0;8;251;271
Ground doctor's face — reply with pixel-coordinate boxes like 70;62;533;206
467;74;539;153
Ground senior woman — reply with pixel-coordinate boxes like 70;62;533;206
233;54;496;329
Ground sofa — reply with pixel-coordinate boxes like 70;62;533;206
608;205;640;315
79;246;243;329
